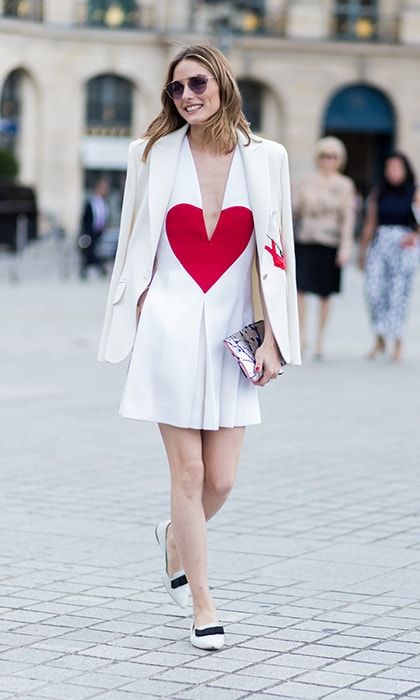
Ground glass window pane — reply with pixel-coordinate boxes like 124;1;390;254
3;0;43;21
87;0;138;28
86;75;133;135
238;79;263;132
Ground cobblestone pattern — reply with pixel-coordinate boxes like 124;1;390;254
1;265;420;699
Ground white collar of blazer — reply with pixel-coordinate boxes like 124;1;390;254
148;124;271;266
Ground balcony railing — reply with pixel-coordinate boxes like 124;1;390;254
2;0;43;22
0;0;402;44
332;1;400;42
73;0;155;30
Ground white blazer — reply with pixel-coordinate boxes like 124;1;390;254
98;124;301;366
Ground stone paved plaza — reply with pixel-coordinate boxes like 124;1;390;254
1;255;420;700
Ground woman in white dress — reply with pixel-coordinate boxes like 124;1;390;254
99;43;301;649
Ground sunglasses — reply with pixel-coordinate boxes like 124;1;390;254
165;74;216;100
319;152;338;159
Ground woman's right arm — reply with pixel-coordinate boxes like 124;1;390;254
358;190;378;270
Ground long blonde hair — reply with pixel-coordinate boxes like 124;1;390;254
142;43;252;162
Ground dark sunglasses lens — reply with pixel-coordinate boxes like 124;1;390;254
189;76;208;94
167;81;184;99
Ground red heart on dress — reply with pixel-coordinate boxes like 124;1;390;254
166;204;254;293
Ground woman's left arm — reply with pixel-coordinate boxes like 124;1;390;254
336;179;356;267
402;187;420;247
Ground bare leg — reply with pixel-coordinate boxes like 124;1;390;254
165;428;244;570
297;292;306;352
201;427;245;520
391;338;402;362
367;335;386;359
315;296;331;357
159;425;245;625
159;424;217;627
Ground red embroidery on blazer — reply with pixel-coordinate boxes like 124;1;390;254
264;238;286;270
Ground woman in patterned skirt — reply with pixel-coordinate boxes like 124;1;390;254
359;152;420;361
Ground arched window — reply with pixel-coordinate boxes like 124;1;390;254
323;83;395;189
0;70;22;151
3;0;43;22
237;78;263;132
87;0;138;28
86;74;133;136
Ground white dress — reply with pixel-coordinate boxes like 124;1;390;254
119;135;260;430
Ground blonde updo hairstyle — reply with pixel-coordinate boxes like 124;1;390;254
314;136;347;171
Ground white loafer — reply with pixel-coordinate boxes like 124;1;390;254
190;621;225;650
154;519;190;608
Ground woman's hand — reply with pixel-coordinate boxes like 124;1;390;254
336;249;350;268
252;338;283;387
400;231;419;248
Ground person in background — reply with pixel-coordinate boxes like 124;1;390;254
79;176;110;279
293;137;356;359
359;152;420;362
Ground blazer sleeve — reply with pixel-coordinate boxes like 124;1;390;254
97;141;139;362
280;147;301;365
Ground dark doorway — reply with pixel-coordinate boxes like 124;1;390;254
323;83;395;196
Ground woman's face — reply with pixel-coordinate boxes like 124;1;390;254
170;59;220;126
317;150;340;174
385;157;406;186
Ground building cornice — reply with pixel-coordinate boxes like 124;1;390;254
0;18;419;59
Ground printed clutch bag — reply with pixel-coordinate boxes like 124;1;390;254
224;320;285;382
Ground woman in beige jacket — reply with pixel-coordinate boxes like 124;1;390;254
293;137;356;358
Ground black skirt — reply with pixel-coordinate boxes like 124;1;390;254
295;242;341;298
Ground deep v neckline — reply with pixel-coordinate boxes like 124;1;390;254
185;136;237;241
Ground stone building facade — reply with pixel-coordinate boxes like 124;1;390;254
0;0;420;233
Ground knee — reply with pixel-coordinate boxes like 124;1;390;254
172;458;204;499
204;473;235;499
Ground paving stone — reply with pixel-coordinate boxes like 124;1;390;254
151;665;224;684
265;680;336;698
47;656;109;672
0;647;64;664
0;676;48;694
174;687;246;700
380;666;420;682
267;653;331;670
208;672;275;691
69;671;134;689
239;638;302;653
351;677;420;694
96;661;164;678
294;644;355;659
75;644;143;661
348;649;413;664
323;660;389;676
119;678;191;695
320;634;379;649
295;669;362;688
14;665;79;682
325;691;395;699
236;662;302;681
37;682;102;698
